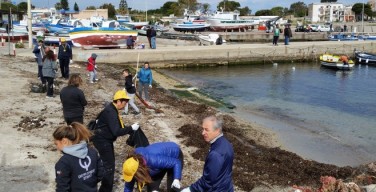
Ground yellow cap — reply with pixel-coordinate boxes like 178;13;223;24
113;90;130;100
60;37;66;42
123;157;139;182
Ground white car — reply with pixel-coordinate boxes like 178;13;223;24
309;24;331;32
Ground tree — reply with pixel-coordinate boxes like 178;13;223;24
352;3;373;21
239;6;251;16
270;6;285;16
86;6;96;10
255;9;272;16
55;2;62;10
321;0;337;2
100;3;116;19
74;2;79;12
61;0;69;10
217;0;241;11
198;3;210;14
17;2;28;12
119;0;128;15
290;1;307;17
160;1;179;15
1;2;17;11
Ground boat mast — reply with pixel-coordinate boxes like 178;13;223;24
145;0;148;22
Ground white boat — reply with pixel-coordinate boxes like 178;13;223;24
115;15;148;29
207;9;258;32
198;33;226;46
172;22;210;32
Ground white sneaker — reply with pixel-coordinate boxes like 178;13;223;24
89;81;94;84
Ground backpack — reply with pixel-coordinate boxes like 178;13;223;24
87;110;104;131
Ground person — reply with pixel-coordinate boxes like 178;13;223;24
146;26;152;48
150;27;157;49
137;62;153;102
329;23;333;32
344;24;347;32
272;24;280;46
53;122;104;192
87;53;98;84
123;142;183;192
91;90;140;192
216;35;223;45
123;69;140;115
58;37;73;79
42;50;58;98
127;35;135;49
284;25;292;45
60;74;87;125
340;55;349;65
181;116;234;192
32;40;47;85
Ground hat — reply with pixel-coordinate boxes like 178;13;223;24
60;37;66;42
91;53;97;59
113;90;130;100
123;157;139;182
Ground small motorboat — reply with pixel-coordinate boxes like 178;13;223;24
320;54;354;70
354;51;376;65
198;33;226;46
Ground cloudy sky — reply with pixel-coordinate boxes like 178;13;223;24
14;0;363;12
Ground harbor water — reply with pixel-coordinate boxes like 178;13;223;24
159;63;376;166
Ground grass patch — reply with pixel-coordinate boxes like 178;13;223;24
169;89;224;108
173;84;190;88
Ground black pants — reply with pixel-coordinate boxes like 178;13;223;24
147;150;184;192
45;77;54;97
64;116;83;125
59;58;70;79
93;140;115;192
273;36;279;45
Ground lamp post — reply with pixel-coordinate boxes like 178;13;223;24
362;1;364;33
27;0;32;48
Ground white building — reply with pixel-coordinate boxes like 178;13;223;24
308;3;355;22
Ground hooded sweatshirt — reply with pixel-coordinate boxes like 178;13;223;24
55;141;104;192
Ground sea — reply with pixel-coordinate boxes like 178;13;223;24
159;62;376;166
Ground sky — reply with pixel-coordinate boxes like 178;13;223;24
14;0;364;13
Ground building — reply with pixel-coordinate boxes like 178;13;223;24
369;0;376;11
308;3;355;22
75;9;108;20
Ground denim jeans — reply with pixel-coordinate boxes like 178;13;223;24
284;36;290;45
151;37;156;49
89;70;97;82
138;82;150;101
124;92;139;114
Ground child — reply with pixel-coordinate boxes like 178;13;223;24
87;53;98;83
53;122;104;192
123;69;140;115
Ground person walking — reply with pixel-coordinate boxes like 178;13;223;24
53;122;104;192
272;24;280;46
123;69;140;115
87;53;98;84
137;62;153;102
122;142;183;192
42;50;58;98
60;74;87;125
181;116;234;192
284;25;292;45
146;27;152;48
32;40;47;85
58;38;72;79
150;27;157;49
91;90;140;192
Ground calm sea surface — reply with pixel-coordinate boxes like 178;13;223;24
159;63;376;166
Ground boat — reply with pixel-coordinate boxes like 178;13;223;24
206;9;258;32
0;28;28;42
354;51;376;65
69;20;138;48
172;22;210;32
32;35;72;46
115;15;148;29
138;25;169;36
328;33;359;41
198;33;226;45
320;54;354;70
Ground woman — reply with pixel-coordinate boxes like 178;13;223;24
59;74;87;125
42;50;58;98
123;142;183;192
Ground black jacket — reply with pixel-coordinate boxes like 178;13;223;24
55;146;104;192
60;86;87;118
58;44;72;60
93;103;133;142
125;75;136;94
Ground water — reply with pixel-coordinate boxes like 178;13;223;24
159;63;376;166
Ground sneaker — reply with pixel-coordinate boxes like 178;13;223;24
122;112;128;115
46;96;54;98
132;111;140;115
95;79;99;81
89;81;94;84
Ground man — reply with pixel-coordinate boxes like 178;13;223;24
146;26;152;48
272;24;280;46
58;37;72;79
284;25;292;45
137;62;153;102
59;74;87;125
92;90;140;192
150;27;157;49
340;55;349;65
181;116;234;192
32;40;47;85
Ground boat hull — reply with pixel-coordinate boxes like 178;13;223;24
172;23;210;32
32;35;73;46
69;27;138;48
0;32;29;42
207;19;254;32
355;51;376;65
321;61;354;70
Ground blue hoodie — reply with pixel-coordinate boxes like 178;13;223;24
137;67;153;85
55;141;104;192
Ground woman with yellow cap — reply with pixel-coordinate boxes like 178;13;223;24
123;142;183;192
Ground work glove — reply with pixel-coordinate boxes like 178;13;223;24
131;123;139;131
38;46;41;49
181;187;191;192
95;65;97;69
149;84;152;88
70;59;73;64
171;179;181;189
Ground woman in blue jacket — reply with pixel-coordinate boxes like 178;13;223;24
122;142;183;192
137;62;153;102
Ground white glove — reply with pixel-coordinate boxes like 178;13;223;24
149;84;152;88
38;46;41;49
181;187;191;192
95;65;97;69
131;123;139;131
70;59;73;64
171;179;181;189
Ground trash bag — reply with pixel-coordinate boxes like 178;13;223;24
126;127;149;148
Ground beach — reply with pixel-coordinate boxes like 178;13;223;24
1;43;376;191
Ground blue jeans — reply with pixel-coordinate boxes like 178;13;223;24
138;82;150;101
151;37;156;49
89;69;97;82
284;36;290;45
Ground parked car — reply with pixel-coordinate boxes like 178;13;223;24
310;24;331;32
295;25;308;32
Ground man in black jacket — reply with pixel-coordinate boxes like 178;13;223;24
123;69;140;115
92;90;139;192
58;38;72;79
60;74;87;125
